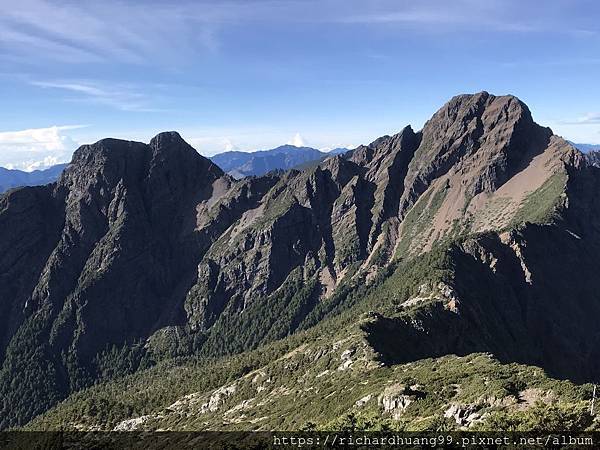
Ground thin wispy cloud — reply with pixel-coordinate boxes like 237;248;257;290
0;0;228;65
563;113;600;125
497;58;600;69
335;0;596;35
0;0;595;72
340;11;535;32
31;80;164;112
0;28;103;64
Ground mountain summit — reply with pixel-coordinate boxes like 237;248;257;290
1;93;599;430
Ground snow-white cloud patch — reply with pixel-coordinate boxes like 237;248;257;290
223;138;239;152
287;133;306;147
0;125;85;171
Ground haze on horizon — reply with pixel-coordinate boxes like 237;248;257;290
0;0;599;171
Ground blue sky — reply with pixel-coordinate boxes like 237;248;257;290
0;0;599;170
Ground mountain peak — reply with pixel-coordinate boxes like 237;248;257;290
415;92;545;181
149;131;186;150
148;131;213;167
60;133;223;201
431;91;533;130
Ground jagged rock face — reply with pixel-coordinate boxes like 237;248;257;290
391;92;580;257
188;125;424;319
0;132;230;427
0;93;598;428
0;186;63;354
585;150;600;168
37;133;225;356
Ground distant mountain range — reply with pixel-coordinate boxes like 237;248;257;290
0;164;68;193
0;146;349;193
209;145;350;178
569;142;600;153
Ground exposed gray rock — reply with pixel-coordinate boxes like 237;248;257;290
444;404;483;427
378;383;426;419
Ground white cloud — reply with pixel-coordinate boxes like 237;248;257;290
567;113;600;125
287;133;306;147
553;113;600;143
31;80;162;112
14;156;61;172
0;125;84;171
176;125;373;156
223;138;239;152
322;144;357;152
0;0;594;71
335;0;596;36
0;0;226;65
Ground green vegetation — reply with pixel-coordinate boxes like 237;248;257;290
198;271;319;356
334;235;362;266
511;171;567;226
476;401;593;432
21;246;458;430
26;346;594;432
0;311;64;430
24;241;594;433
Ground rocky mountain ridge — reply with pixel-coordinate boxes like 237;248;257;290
1;92;600;429
585;150;600;168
